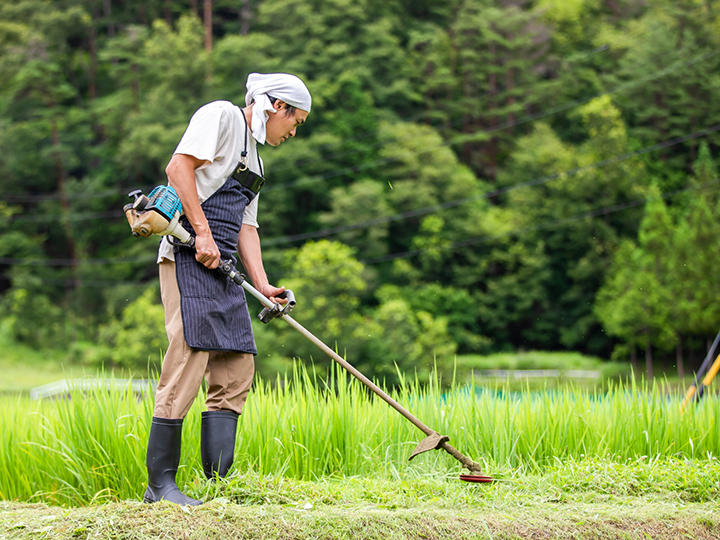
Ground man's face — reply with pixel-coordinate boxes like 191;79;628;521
265;101;309;146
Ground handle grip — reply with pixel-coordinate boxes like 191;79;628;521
277;289;296;307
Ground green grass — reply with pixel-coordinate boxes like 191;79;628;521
2;364;720;538
0;343;637;396
456;350;613;371
1;364;719;507
0;327;78;394
2;467;720;539
0;325;153;395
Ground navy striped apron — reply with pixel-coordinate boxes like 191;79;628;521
173;176;257;353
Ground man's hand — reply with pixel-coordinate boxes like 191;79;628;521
238;225;287;303
259;283;287;305
165;153;218;268
194;229;220;269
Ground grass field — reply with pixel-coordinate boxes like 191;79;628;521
2;365;719;503
2;355;718;538
0;328;78;394
0;335;653;396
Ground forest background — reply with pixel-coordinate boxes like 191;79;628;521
2;0;720;385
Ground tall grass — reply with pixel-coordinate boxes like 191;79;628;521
1;364;718;506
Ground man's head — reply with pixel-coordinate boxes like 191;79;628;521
245;73;312;145
264;96;309;146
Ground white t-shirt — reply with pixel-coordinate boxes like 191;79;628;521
157;100;263;262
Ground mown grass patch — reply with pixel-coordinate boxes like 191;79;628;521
2;468;720;540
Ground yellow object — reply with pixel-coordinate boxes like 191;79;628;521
681;385;697;412
682;354;720;412
702;355;720;387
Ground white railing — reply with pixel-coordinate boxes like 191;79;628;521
473;369;601;379
30;379;157;400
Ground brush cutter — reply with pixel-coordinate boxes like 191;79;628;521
124;186;493;483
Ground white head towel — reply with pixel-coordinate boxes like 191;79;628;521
245;73;312;144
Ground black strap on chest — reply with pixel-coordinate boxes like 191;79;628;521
230;109;265;195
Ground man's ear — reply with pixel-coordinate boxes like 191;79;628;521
273;99;286;111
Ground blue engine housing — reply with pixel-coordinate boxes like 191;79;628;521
147;185;182;221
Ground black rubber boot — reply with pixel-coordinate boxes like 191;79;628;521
144;417;202;506
201;410;239;479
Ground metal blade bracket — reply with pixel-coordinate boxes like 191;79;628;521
408;432;450;461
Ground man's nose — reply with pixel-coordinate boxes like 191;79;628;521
289;128;296;137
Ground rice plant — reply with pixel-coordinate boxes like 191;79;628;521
1;364;718;506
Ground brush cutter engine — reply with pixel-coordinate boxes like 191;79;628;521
123;186;192;245
123;186;296;323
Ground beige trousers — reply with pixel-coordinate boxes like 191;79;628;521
153;260;255;419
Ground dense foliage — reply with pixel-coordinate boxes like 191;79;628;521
1;0;720;380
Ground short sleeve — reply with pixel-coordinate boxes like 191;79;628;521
243;194;259;228
174;102;229;164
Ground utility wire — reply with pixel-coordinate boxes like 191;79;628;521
266;18;665;171
4;38;717;226
267;23;680;176
10;210;124;223
3;189;130;203
263;178;720;278
360;178;720;267
2;186;157;205
11;277;156;288
6;121;719;266
0;254;157;267
0;19;691;204
17;179;719;286
264;45;720;192
52;176;720;288
261;123;720;246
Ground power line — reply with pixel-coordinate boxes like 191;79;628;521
6;121;719;267
0;254;156;267
3;189;127;203
29;278;155;288
2;186;157;205
260;123;720;246
4;43;717;228
0;18;687;204
269;21;709;173
265;18;665;173
258;177;720;281
10;178;718;284
1;37;598;205
10;210;124;223
360;178;720;267
15;179;719;288
264;45;720;193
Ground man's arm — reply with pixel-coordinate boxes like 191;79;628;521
165;153;220;269
237;224;286;303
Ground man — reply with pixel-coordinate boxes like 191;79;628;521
144;73;311;506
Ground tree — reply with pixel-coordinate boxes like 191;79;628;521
612;4;720;179
672;143;720;358
414;0;553;179
489;96;649;353
594;240;676;380
317;179;393;260
252;240;456;383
